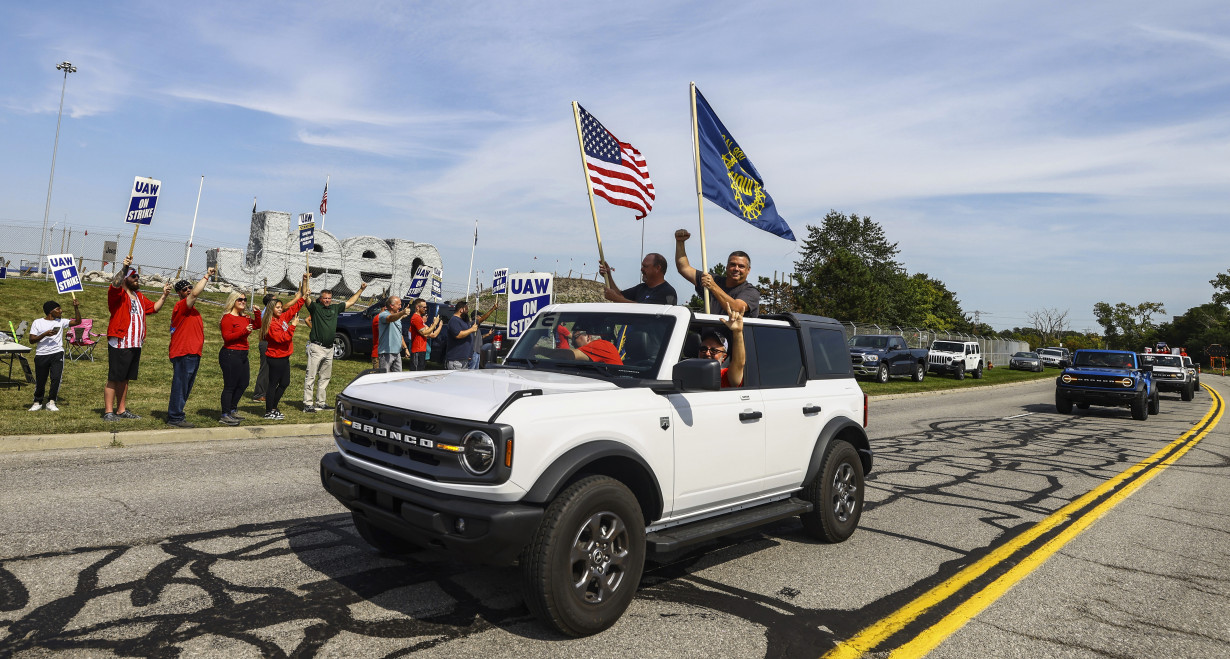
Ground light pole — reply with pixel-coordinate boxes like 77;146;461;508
40;61;77;278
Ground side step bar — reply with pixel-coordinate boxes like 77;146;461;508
646;498;813;554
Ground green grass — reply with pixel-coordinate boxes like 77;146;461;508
858;363;1056;397
0;276;386;436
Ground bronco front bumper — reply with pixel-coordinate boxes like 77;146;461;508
321;452;543;565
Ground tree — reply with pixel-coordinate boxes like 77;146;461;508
1156;302;1230;357
895;273;968;332
755;275;797;315
1092;301;1166;350
795;248;893;322
1026;307;1070;347
794;211;903;277
1211;270;1230;308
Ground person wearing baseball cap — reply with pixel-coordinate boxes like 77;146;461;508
103;255;171;421
165;267;215;428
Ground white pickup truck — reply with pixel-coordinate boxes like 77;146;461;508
320;303;871;636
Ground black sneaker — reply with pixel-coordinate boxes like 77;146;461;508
102;412;121;422
118;410;141;420
219;415;240;426
166;419;195;429
303;405;317;413
317;404;334;411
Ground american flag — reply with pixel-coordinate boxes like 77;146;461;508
319;181;328;215
578;105;654;220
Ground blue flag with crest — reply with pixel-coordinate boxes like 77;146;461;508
695;88;795;241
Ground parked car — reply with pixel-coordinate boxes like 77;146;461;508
848;334;929;382
926;340;984;379
1038;347;1070;368
1009;351;1044;372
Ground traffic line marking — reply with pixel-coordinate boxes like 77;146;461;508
823;384;1225;659
1002;412;1033;419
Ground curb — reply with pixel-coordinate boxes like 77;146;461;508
0;422;334;454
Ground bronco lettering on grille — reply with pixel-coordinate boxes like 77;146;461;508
352;421;436;449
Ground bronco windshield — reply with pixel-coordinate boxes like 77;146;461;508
504;311;676;380
849;336;888;349
1143;354;1182;368
1074;352;1136;369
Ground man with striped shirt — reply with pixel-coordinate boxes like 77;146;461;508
103;256;171;421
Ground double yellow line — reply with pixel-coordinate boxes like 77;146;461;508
825;385;1225;659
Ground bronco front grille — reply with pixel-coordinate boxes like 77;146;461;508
1060;374;1134;388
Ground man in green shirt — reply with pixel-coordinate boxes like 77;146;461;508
303;282;367;412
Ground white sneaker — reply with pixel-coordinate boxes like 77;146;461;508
45;401;59;412
28;402;42;411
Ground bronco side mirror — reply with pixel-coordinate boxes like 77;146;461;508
672;359;721;392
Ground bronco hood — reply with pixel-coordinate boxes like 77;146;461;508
341;368;619;421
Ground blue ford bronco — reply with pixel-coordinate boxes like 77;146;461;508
1055;349;1159;420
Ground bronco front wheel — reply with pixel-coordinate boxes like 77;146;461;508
520;476;645;637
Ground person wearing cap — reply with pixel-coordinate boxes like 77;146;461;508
165;267;216;429
697;307;745;388
565;326;624;365
27;297;82;412
104;255;171;421
302;281;367;412
444;299;479;370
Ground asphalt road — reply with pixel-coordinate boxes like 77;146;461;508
1;375;1226;658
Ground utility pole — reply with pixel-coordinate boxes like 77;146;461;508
40;61;77;279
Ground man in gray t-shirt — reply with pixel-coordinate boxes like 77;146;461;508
377;296;412;372
673;229;760;317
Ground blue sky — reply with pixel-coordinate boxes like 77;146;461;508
3;1;1228;332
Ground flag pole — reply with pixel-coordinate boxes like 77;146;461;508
571;101;615;288
465;220;477;312
690;82;711;314
320;175;329;232
182;175;205;273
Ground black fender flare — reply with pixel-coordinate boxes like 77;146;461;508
523;440;664;522
803;417;872;485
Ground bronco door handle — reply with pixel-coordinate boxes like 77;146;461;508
739;411;763;421
802;405;822;415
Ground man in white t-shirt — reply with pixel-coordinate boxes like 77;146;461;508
28;298;82;412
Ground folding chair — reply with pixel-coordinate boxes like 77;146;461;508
66;319;102;362
15;320;29;343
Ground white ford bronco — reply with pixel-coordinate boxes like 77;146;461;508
320;303;871;636
927;339;984;379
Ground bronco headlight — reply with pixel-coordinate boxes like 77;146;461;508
334;400;350;437
461;430;496;475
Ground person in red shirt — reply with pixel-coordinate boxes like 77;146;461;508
165;268;216;428
408;298;442;371
104;255;171;421
697;308;745;387
259;273;308;419
218;290;256;426
567;327;624;365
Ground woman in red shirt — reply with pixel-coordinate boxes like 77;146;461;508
218;292;255;426
259;275;308;419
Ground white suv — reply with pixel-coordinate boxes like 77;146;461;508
320;303;871;636
927;340;983;379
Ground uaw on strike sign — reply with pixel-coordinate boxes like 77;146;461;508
48;254;83;294
125;177;161;225
507;273;553;339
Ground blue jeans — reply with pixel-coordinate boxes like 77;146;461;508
167;354;201;423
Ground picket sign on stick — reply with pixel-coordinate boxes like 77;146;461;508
124;176;162;260
570;102;615;289
689;82;711;314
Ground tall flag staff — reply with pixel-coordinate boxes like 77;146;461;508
319;176;329;232
464;220;478;312
689;83;797;313
181;175;205;276
571;102;655;289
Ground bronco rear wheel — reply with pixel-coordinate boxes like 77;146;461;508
520;475;645;637
800;440;864;543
